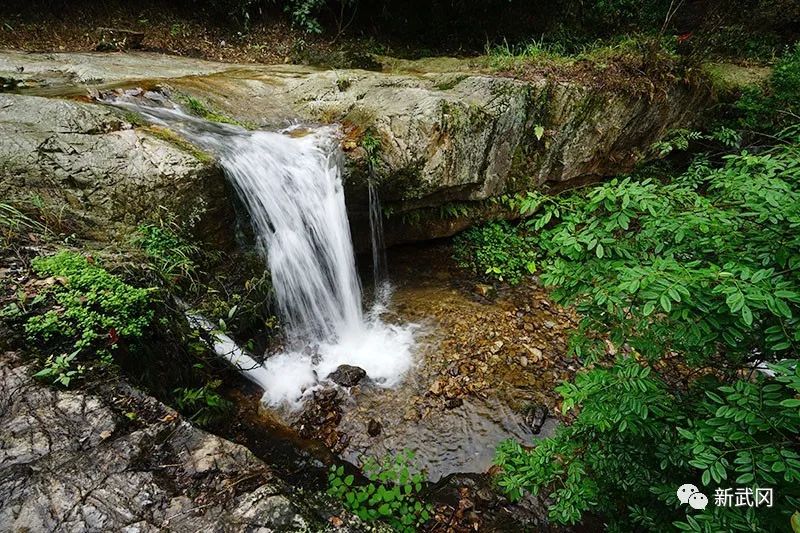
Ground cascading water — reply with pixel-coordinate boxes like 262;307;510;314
108;93;415;408
222;128;363;342
368;177;388;294
220;128;415;407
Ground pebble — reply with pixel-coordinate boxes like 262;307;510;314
367;419;382;437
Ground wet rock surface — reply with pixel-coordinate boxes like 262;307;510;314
0;352;368;532
327;364;367;387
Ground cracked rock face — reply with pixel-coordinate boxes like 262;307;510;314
0;353;363;532
0;93;234;247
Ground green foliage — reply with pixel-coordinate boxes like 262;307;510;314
737;42;800;132
495;359;800;530
26;252;154;349
134;223;202;288
492;51;800;529
178;94;245;126
283;0;326;33
0;202;47;245
453;221;536;284
174;379;233;426
361;128;382;169
520;140;800;364
24;251;154;385
32;349;85;387
328;451;432;532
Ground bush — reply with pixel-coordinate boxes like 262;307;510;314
25;251;154;356
737;42;800;131
453;221;536;285
20;251;154;386
495;359;800;530
491;95;800;528
327;451;432;532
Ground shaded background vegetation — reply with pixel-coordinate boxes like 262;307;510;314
2;0;799;58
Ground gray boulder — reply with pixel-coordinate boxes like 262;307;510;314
0;93;234;246
0;352;371;532
0;51;713;244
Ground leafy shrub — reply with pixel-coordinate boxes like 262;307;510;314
174;379;233;426
737;42;800;131
328;451;432;532
495;359;800;530
453;221;536;284
24;251;154;385
492;127;800;528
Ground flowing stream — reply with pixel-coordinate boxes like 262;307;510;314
108;93;415;408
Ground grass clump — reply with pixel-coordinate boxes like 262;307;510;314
178;94;246;127
134;222;203;289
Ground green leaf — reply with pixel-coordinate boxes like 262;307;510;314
741;305;753;326
791;511;800;533
660;293;672;313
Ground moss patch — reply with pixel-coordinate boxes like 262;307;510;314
176;93;252;128
142;125;214;164
701;62;772;96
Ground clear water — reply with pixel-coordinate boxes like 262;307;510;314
109;94;415;408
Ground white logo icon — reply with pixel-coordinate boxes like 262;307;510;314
677;484;699;504
677;484;708;510
688;492;708;510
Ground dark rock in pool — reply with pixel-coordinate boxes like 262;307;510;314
367;419;382;437
445;397;464;409
327;364;367;387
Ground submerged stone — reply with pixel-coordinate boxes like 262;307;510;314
367;418;382;437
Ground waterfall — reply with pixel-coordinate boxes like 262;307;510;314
106;94;415;408
221;128;416;408
220;128;363;342
368;177;388;294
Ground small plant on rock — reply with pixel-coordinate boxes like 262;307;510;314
174;379;233;426
328;450;432;532
24;251;154;385
134;223;202;288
